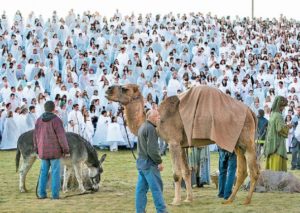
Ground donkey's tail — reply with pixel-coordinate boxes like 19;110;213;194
16;146;21;172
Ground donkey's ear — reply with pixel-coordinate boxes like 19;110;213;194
99;154;107;164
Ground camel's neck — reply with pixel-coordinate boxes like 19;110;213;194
124;97;145;135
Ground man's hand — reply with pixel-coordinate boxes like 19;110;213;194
158;163;164;172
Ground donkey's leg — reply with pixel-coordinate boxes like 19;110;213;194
19;154;37;192
169;143;182;205
180;147;193;203
243;145;260;205
62;165;71;193
223;147;247;204
73;163;85;193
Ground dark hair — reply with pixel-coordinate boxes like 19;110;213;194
29;105;35;111
44;101;55;112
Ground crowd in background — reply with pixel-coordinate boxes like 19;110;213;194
0;9;300;155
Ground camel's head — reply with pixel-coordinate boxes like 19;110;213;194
105;84;141;105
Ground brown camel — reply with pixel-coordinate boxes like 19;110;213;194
105;84;260;205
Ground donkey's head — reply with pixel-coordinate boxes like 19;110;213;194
88;154;107;191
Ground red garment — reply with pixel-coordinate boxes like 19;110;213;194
33;114;69;159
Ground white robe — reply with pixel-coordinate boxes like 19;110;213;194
24;64;35;81
16;114;30;138
26;113;37;130
106;122;125;151
82;119;94;143
67;110;84;135
0;117;18;150
35;102;45;118
92;115;110;146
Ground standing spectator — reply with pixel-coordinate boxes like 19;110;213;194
217;147;237;200
106;116;125;151
291;106;300;170
264;96;292;172
26;105;37;130
0;111;18;150
92;110;110;147
67;103;83;134
33;101;70;199
135;109;167;213
257;109;268;146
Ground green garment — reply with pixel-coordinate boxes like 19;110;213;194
264;97;289;160
265;153;287;172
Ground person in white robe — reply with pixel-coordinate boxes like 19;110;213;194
82;111;94;143
22;82;36;104
167;72;182;97
106;116;125;151
0;111;18;150
17;107;30;137
26;106;37;130
67;104;84;135
0;83;11;103
92;110;110;147
24;59;35;81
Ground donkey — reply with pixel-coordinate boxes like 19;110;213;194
16;130;106;193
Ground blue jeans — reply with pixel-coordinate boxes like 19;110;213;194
135;166;167;213
291;139;300;169
38;159;61;199
218;149;237;200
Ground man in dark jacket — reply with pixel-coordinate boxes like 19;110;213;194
135;109;167;213
33;100;69;199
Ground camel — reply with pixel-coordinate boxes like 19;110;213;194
105;84;260;205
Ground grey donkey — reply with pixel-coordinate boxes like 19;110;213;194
16;130;106;193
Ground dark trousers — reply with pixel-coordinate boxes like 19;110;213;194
291;142;300;169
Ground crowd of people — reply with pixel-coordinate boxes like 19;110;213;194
0;9;299;167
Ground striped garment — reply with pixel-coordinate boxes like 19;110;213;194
33;113;69;159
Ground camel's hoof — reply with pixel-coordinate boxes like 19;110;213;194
63;189;69;193
243;198;251;205
170;200;181;206
222;199;233;205
183;198;192;203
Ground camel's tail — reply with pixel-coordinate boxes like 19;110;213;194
16;146;21;172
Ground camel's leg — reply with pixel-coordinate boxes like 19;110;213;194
62;165;71;193
19;154;37;192
243;146;260;205
223;147;247;204
169;144;182;205
180;147;193;203
73;163;85;193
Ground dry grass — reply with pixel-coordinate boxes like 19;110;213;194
0;150;300;213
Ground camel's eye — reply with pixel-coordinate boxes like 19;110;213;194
121;87;128;93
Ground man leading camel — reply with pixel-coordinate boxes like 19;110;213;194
135;109;168;213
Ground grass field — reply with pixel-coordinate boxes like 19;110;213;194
0;150;300;213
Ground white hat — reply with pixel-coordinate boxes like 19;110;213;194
26;82;32;86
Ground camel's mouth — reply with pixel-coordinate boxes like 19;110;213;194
105;93;119;103
105;90;113;100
